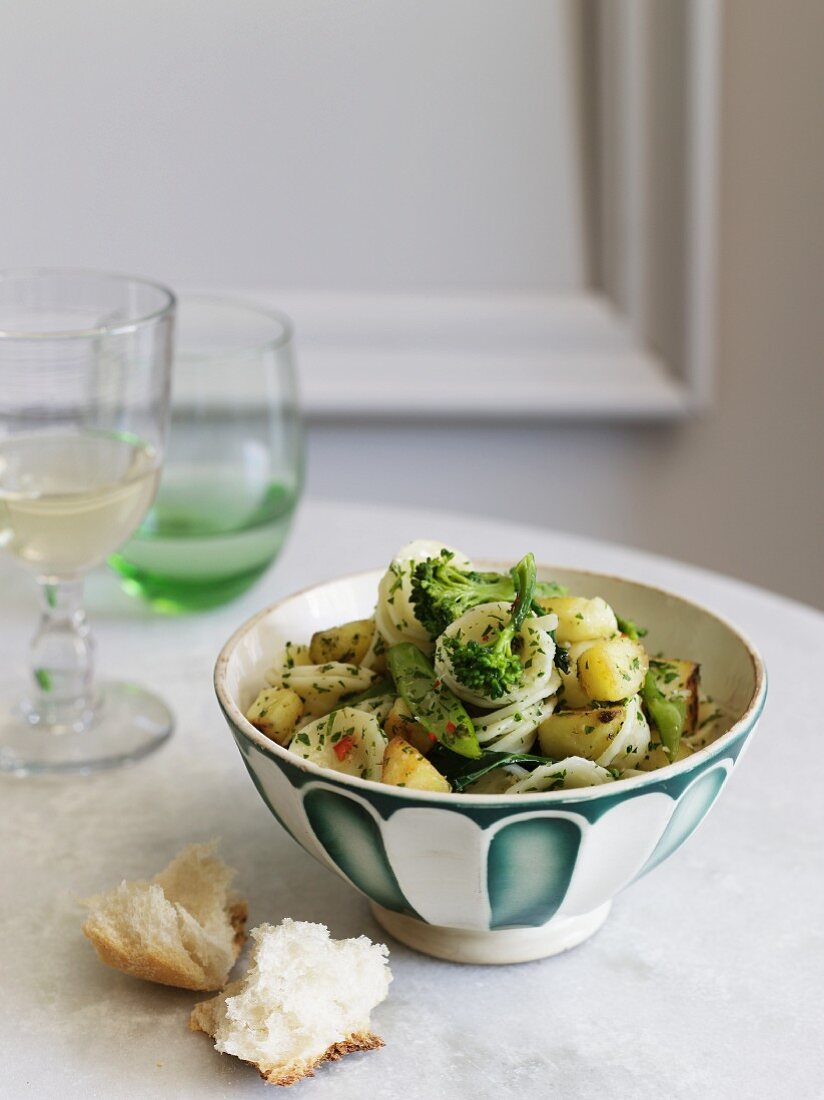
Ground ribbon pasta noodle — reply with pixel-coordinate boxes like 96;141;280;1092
434;603;558;710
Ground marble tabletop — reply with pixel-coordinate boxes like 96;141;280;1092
1;499;822;1100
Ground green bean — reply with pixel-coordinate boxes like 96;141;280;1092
641;670;686;757
386;643;481;759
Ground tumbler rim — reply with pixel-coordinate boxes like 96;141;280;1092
0;268;176;341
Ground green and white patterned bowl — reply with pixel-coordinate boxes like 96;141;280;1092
215;565;766;964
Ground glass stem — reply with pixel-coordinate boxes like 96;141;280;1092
28;578;95;731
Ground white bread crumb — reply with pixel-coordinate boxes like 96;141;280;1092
82;842;247;991
190;919;392;1086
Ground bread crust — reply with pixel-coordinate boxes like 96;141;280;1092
83;892;248;992
189;996;383;1086
265;1033;384;1087
228;897;249;954
84;924;205;990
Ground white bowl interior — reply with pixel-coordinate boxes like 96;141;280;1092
223;565;759;738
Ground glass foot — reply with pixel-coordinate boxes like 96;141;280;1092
0;681;174;776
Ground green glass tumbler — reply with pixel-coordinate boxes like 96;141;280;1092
109;296;303;612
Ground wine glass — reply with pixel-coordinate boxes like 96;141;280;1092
0;269;176;775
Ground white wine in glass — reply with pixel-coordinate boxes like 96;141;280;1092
0;270;176;775
0;431;160;574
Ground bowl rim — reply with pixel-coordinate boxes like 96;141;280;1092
214;562;767;805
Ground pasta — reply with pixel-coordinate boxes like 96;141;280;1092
243;542;725;796
434;603;558;709
374;539;471;655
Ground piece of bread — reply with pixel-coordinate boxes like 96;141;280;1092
82;842;247;991
190;919;391;1086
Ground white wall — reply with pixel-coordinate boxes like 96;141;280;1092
307;0;824;610
0;0;587;293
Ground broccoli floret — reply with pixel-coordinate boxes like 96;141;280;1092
411;549;565;638
443;553;538;699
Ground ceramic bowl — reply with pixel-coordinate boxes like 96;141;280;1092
214;565;766;964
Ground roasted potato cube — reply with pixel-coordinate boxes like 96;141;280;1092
578;636;649;701
282;641;312;669
648;658;701;734
538;705;627;762
363;630;389;676
381;737;450;792
309;618;375;665
536;596;618;643
635;739;695;772
245;687;304;745
384;697;434;755
557;641;596;708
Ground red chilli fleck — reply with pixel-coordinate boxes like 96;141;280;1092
445;721;457;735
333;736;355;761
428;731;437;743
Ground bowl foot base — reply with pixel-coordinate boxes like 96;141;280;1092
369;901;611;965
